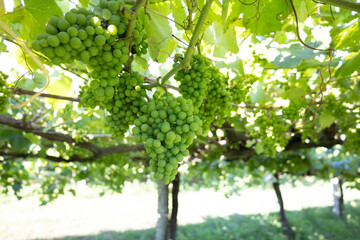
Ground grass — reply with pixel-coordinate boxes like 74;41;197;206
48;202;360;240
1;181;360;240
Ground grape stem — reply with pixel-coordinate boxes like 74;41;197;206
159;0;214;86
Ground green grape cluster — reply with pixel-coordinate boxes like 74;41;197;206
32;0;147;67
0;71;10;113
199;66;232;129
174;54;211;109
105;72;147;137
251;111;290;157
282;99;306;123
174;54;232;131
132;92;203;184
229;75;256;104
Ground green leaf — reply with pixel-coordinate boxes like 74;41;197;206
335;52;360;77
1;0;62;41
255;142;264;154
283;87;305;100
224;0;242;30
170;0;187;30
213;21;238;58
79;0;90;8
270;43;325;68
319;111;335;129
228;59;245;76
332;19;360;52
242;0;288;35
250;81;265;103
134;55;149;70
16;72;47;90
145;2;174;62
46;71;72;109
55;0;70;13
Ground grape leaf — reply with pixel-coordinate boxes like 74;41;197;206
145;2;174;62
0;0;62;41
319;111;335;129
170;0;187;30
242;0;288;35
333;20;360;52
335;52;360;77
79;0;90;8
270;43;325;68
213;21;238;58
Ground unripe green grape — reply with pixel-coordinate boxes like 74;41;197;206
90;16;101;27
105;86;114;97
84;38;93;47
95;35;106;46
57;19;70;31
47;35;60;47
65;12;77;24
78;29;88;40
108;1;119;12
51;56;62;65
102;9;112;20
86;26;95;35
88;46;99;56
107;25;117;35
43;47;55;58
57;31;70;44
95;26;104;35
67;26;78;37
80;50;90;61
70;37;82;49
102;51;113;62
49;16;60;27
31;40;42;52
45;25;58;35
54;46;66;57
77;14;87;25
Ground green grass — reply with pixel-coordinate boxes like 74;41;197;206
1;181;360;240
48;201;360;240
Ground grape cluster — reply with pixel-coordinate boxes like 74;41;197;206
175;54;232;131
32;0;147;67
0;71;10;113
174;54;211;109
251;111;290;157
229;75;256;104
282;99;306;123
132;92;203;184
199;66;232;129
105;72;147;137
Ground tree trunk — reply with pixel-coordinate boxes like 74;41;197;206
332;177;344;218
155;180;169;240
168;173;180;240
272;175;294;240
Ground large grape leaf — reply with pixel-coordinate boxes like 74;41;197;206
270;43;325;68
145;2;175;63
170;0;187;30
0;0;62;41
319;111;335;129
335;52;360;77
332;20;360;52
46;71;72;109
213;21;238;58
242;0;288;35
